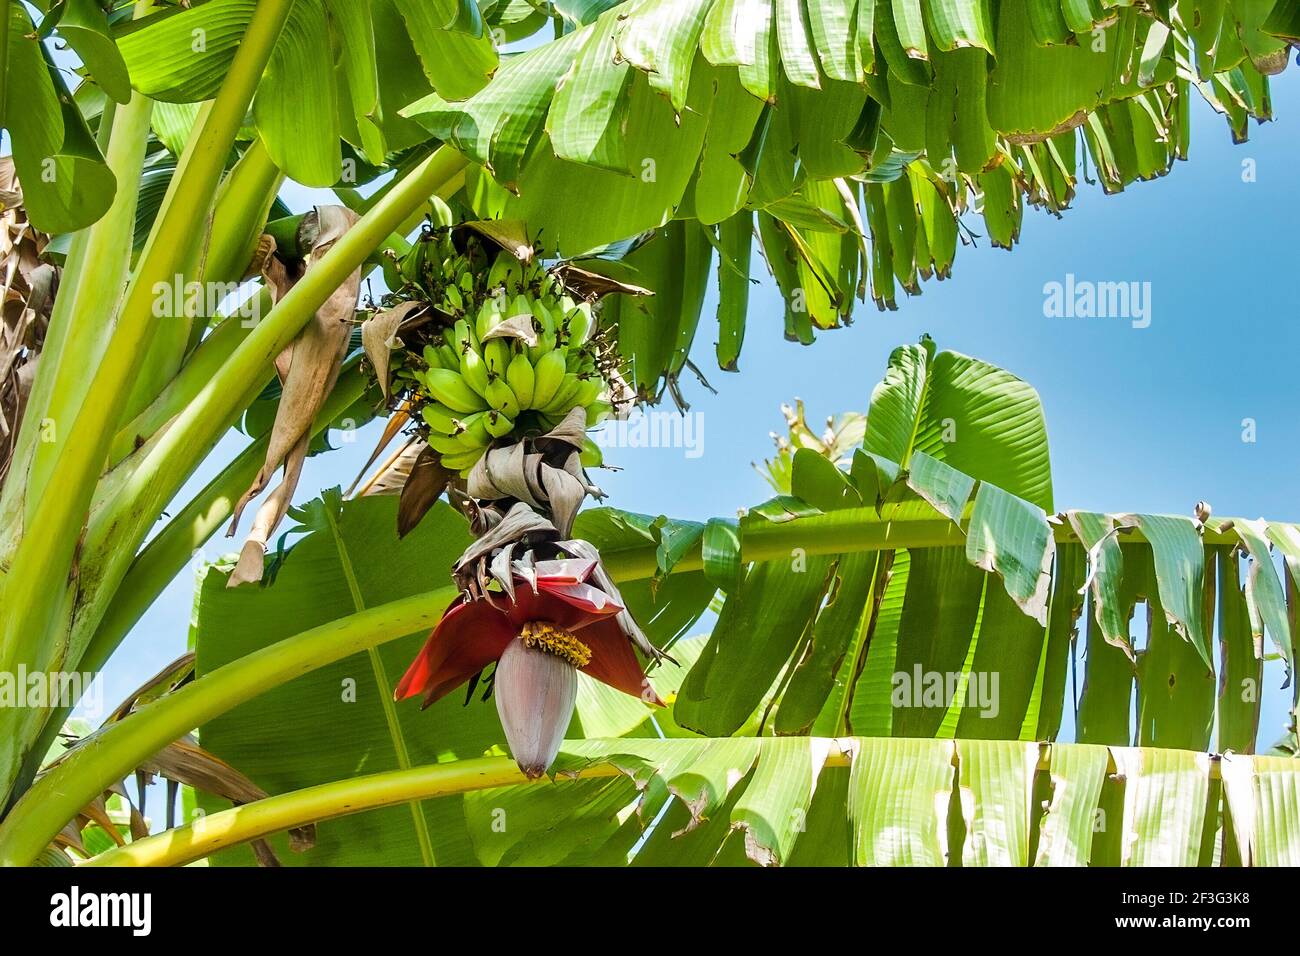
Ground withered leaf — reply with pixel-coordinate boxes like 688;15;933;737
348;407;413;496
552;262;652;300
362;301;424;400
457;219;534;262
540;465;585;538
479;313;538;347
227;206;363;587
397;443;453;537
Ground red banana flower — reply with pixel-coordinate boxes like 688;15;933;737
395;557;662;777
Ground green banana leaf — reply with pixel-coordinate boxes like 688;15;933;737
115;0;494;185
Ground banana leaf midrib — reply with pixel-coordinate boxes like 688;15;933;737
599;507;1280;581
85;737;1264;868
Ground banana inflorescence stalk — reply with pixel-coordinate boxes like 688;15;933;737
370;223;661;779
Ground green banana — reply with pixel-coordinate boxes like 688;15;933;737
399;240;427;286
527;328;558;364
485;409;514;438
530;350;567;408
483;338;512;379
475;299;501;341
444;284;464;313
539;373;581;415
424;368;488;413
509;293;533;323
580;436;604;468
394;245;631;463
435;343;460;370
532;297;556;336
421;402;460;434
484;377;521;418
566;347;596;373
505;352;535;408
458;411;494;447
453;318;477;351
439;447;483;474
423;345;449;371
428;431;479;456
459;344;491;398
566;303;593;346
571;376;603;409
441;324;460;352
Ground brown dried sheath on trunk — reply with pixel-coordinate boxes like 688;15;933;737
226;206;362;587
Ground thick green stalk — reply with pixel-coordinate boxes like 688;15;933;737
203;138;285;290
0;0;294;682
86;758;574;867
110;142;283;464
123;138;286;420
0;0;9;133
107;300;266;465
0;588;456;867
119;100;219;425
0;84;155;805
95;749;857;868
603;511;1248;582
0;0;153;537
0;81;153;565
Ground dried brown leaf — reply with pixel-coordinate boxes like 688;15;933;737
457;219;534;262
537;405;588;451
480;313;538;347
552;262;652;300
362;301;424;400
397;443;453;537
227;207;362;584
347;407;412;496
540;465;585;538
454;501;557;588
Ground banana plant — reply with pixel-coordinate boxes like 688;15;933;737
0;0;1297;865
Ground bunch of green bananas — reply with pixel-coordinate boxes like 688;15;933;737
407;281;612;474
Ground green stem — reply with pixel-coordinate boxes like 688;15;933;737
0;0;293;682
321;504;437;867
0;588;456;867
203;138;285;289
86;757;584;868
122;132;286;421
107;300;266;465
120;99;220;422
94;747;858;868
0;74;153;565
0;0;10;133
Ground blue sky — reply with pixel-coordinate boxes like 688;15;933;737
99;71;1300;750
